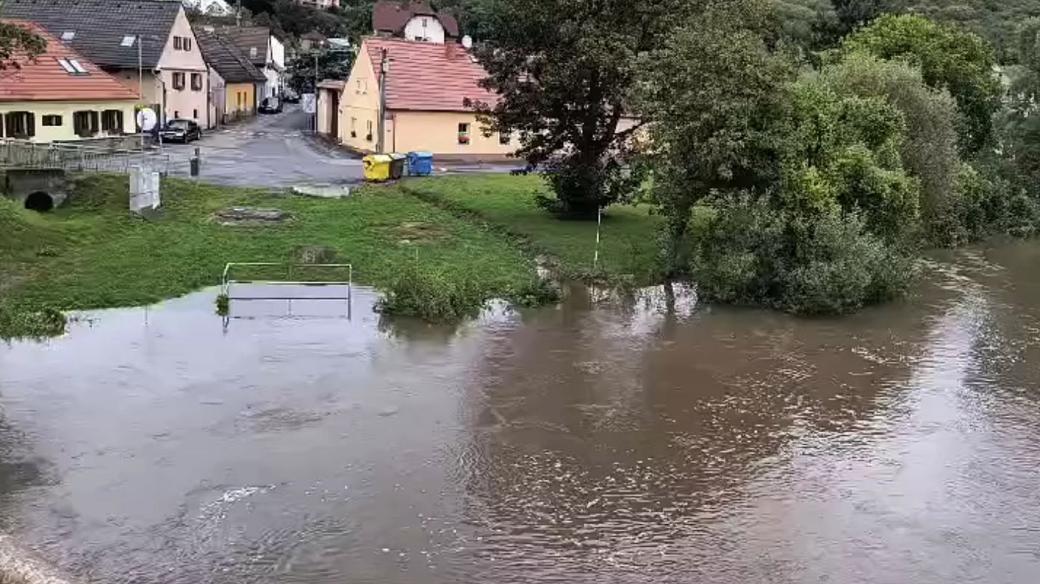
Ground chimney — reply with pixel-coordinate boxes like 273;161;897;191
445;41;456;59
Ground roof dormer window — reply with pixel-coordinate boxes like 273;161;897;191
61;31;75;41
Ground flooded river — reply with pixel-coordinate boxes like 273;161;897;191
1;243;1039;583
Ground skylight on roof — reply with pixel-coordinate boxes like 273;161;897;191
56;58;76;73
61;31;75;41
56;58;89;76
121;35;136;47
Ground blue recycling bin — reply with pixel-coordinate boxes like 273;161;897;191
407;151;434;177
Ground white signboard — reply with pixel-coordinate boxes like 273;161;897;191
302;93;316;115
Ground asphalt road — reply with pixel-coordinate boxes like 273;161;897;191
164;106;365;188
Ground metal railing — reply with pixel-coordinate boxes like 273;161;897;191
0;138;170;174
221;262;354;302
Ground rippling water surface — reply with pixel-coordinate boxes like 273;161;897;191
2;243;1039;583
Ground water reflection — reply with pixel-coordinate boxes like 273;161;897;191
0;246;1039;583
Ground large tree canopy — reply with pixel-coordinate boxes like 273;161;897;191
471;0;682;218
841;13;1001;154
636;0;793;272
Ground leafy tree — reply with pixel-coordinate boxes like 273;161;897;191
781;75;921;244
816;53;960;243
637;0;793;272
0;20;46;68
470;0;683;218
831;0;885;35
286;47;355;92
841;14;1002;154
774;0;837;52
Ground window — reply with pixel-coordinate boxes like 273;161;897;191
174;111;180;118
56;58;87;75
101;110;124;133
120;35;136;47
172;72;185;90
172;36;193;50
192;109;198;119
237;92;242;108
366;120;373;141
61;31;75;41
73;110;99;137
499;130;511;145
350;117;357;138
249;46;258;59
42;115;63;127
191;72;203;91
4;112;35;139
458;122;470;144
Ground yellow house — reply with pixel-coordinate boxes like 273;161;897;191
195;30;267;125
332;37;518;160
0;20;138;143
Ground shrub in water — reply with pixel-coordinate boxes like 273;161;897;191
692;197;914;315
0;304;67;340
377;264;487;322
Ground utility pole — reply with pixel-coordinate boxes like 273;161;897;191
313;47;319;132
377;48;388;154
138;35;144;148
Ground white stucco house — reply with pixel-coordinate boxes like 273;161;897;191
372;0;459;44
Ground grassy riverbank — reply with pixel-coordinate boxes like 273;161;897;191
1;173;695;337
1;174;539;335
403;175;666;283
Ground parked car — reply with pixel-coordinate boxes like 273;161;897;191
159;119;201;143
259;97;283;114
281;89;300;104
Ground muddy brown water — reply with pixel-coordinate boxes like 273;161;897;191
1;243;1039;584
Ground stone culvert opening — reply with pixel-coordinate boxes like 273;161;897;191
23;191;54;213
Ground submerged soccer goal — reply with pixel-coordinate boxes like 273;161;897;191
220;262;354;319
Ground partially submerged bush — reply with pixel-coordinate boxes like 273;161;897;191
693;197;915;315
377;264;488;322
0;304;67;340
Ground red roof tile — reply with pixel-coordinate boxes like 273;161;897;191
363;37;496;112
0;20;139;102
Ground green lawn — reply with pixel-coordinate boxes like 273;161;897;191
1;175;536;315
401;174;666;283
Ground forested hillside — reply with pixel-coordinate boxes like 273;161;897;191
892;0;1040;59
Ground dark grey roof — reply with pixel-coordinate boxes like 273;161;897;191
220;26;270;67
196;30;266;84
0;0;182;69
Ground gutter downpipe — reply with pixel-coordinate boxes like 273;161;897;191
377;48;388;154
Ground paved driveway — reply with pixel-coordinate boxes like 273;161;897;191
164;106;364;188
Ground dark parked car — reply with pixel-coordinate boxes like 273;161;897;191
160;119;201;143
259;97;283;114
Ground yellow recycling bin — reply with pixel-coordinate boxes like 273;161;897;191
363;154;393;182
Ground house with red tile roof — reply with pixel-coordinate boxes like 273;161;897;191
0;20;139;143
327;37;515;160
372;0;458;45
